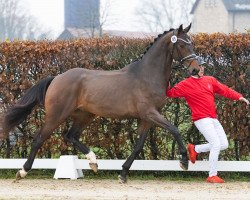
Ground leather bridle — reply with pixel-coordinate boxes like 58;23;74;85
170;30;202;71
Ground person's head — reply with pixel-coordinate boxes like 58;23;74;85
197;65;205;77
191;57;205;77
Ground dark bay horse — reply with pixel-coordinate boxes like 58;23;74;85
0;24;201;183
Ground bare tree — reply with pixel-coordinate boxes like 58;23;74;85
99;0;117;37
136;0;195;32
78;0;100;38
0;0;51;40
78;0;117;38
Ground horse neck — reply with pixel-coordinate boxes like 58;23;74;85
135;36;173;87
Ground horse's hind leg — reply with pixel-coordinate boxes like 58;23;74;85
16;120;59;180
63;110;98;172
16;99;76;180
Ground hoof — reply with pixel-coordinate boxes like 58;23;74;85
118;175;127;184
89;163;98;173
15;171;23;181
180;160;188;171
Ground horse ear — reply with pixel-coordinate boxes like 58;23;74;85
184;23;192;33
178;24;183;34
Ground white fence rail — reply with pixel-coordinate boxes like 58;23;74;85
0;157;249;171
0;156;249;179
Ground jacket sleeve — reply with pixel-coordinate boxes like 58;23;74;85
212;77;242;100
166;82;185;98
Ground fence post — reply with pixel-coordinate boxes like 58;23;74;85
54;155;83;179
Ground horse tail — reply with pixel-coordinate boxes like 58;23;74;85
0;76;55;139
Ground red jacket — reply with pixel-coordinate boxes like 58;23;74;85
166;76;242;121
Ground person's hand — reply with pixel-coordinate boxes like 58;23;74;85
167;82;171;90
239;97;249;105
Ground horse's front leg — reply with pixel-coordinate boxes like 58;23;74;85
147;109;188;170
118;121;151;184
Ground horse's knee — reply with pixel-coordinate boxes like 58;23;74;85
63;130;75;142
63;133;71;142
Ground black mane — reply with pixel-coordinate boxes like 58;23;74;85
132;28;174;63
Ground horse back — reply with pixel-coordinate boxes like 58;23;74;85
45;68;144;119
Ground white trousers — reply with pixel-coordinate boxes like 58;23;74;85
194;118;228;177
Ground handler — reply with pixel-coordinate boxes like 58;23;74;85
166;60;249;183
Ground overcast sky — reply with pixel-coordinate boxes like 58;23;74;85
25;0;143;38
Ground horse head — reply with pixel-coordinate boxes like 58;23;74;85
170;23;201;75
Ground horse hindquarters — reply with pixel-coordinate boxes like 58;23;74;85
17;73;90;179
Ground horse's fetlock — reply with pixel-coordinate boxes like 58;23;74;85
19;168;28;178
86;151;97;163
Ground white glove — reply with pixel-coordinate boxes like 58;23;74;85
239;97;249;105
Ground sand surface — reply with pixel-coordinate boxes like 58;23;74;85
0;179;249;200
